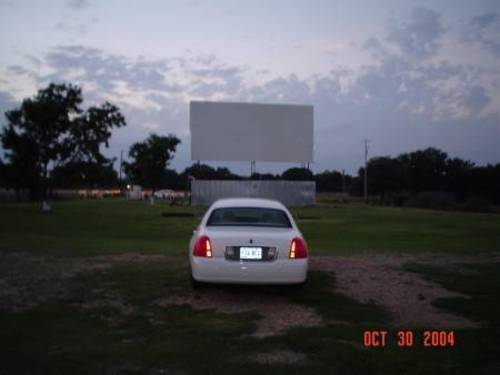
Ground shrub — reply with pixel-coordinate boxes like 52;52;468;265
404;191;456;210
459;196;494;213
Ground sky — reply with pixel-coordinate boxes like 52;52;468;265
0;0;499;175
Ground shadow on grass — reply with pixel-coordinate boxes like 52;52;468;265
0;260;392;374
160;212;194;218
403;261;500;374
2;259;499;374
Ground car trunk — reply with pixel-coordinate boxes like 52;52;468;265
203;226;295;260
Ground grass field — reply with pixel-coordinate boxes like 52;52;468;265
1;200;499;374
1;199;499;255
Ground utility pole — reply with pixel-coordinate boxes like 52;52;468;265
364;139;370;202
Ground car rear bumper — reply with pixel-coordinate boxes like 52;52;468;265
190;256;308;285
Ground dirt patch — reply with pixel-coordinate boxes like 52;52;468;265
310;254;485;329
254;350;307;365
0;252;173;311
86;253;172;265
334;339;367;351
1;251;495;332
157;288;322;338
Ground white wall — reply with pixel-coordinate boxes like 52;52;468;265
191;180;316;207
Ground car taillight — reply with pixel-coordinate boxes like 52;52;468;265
289;237;308;259
193;235;213;257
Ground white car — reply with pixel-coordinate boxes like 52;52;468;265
189;198;308;286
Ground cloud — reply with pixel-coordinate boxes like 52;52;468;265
2;9;500;175
67;0;91;9
471;12;498;28
245;74;312;104
363;37;391;61
7;65;31;76
187;63;245;97
460;12;500;57
35;46;251;103
39;45;179;96
54;21;89;35
460;85;491;113
360;8;498;121
0;90;17;155
0;90;16;117
386;6;446;60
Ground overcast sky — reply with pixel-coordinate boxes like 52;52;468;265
0;0;499;175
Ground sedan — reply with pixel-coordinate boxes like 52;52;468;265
189;198;308;286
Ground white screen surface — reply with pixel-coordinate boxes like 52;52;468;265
190;101;313;162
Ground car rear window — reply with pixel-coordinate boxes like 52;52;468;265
206;207;292;228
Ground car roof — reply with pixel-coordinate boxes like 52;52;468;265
210;198;288;210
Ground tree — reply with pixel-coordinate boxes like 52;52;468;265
251;172;279;180
282;167;314;181
156;168;180;190
51;161;119;188
397;148;448;192
1;83;126;200
181;164;240;179
468;164;500;203
315;170;351;192
178;163;241;189
62;101;125;188
181;164;218;181
443;158;475;200
362;157;404;198
124;133;181;192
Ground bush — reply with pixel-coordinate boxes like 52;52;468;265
459;196;494;213
404;191;456;210
377;192;411;207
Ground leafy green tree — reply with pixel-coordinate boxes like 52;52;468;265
251;172;279;180
315;170;351;192
160;168;181;190
124;133;181;192
444;158;475;199
1;83;81;199
363;157;404;197
181;164;218;180
1;83;126;200
51;161;119;188
180;164;240;181
282;167;314;181
397;147;448;192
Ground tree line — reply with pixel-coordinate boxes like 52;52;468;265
1;83;499;208
354;148;500;207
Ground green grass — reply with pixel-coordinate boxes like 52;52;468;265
403;262;500;374
296;204;500;254
2;258;500;374
0;199;198;256
1;200;499;256
0;259;390;374
1;200;500;373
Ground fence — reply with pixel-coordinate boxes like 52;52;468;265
191;180;315;207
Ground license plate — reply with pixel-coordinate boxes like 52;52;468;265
240;247;262;260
